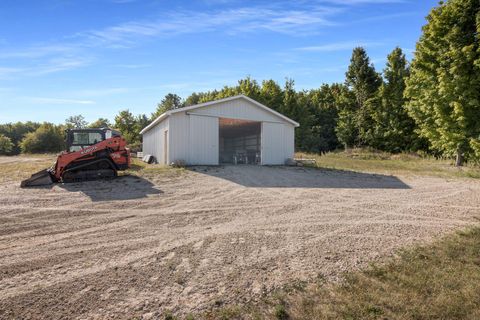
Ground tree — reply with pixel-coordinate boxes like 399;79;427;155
0;134;14;155
152;93;184;119
88;118;111;128
345;47;382;146
185;92;202;106
281;79;312;151
308;84;342;153
405;0;480;166
369;47;421;152
65;115;87;129
237;76;261;100
134;114;149;140
334;86;358;148
114;109;138;144
260;79;283;112
20;123;64;153
0;121;40;154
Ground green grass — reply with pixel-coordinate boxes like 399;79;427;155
124;157;184;178
296;149;480;180
0;155;181;184
0;154;55;183
205;226;480;320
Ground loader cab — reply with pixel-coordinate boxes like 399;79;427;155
66;128;121;152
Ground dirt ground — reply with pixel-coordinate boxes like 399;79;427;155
1;162;480;319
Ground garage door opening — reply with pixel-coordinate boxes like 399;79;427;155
219;118;261;164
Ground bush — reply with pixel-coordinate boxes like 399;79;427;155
0;134;14;155
0;121;41;154
127;141;142;153
20;123;65;153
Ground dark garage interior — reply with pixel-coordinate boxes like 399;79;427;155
219;117;261;164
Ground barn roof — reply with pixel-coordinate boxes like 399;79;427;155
140;94;300;135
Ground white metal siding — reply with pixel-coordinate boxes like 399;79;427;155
192;99;286;124
143;97;296;166
168;112;190;163
142;118;169;164
284;125;295;159
188;115;219;165
262;122;295;165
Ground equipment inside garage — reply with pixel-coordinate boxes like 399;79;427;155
219;117;261;164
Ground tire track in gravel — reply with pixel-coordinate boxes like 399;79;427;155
1;165;480;318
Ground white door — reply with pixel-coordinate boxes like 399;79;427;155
189;115;219;165
163;130;168;164
261;122;285;165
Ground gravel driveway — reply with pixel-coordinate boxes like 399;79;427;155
1;165;479;318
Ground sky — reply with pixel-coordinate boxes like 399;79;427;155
0;0;439;124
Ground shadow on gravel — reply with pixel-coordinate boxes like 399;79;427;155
189;165;411;189
58;175;163;201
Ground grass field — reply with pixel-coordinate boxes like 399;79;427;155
1;151;479;319
0;154;180;184
297;149;480;180
3;149;480;183
207;226;480;320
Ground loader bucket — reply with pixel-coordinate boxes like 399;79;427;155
20;169;55;188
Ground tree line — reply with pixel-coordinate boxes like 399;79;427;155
1;0;478;166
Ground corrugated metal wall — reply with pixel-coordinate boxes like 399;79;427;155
142;118;169;164
188;115;219;165
169;112;189;163
142;98;296;165
191;99;284;123
261;122;295;165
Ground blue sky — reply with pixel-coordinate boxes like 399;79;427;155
0;0;438;124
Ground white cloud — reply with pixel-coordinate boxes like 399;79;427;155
296;41;384;52
0;44;77;59
23;97;96;105
113;63;151;69
72;87;132;97
0;66;25;78
0;57;91;79
0;1;404;79
82;5;339;46
320;0;405;4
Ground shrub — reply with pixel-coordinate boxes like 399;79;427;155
20;123;65;153
0;134;14;155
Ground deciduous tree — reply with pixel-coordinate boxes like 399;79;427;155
405;0;480;165
20;123;64;153
65;115;87;129
0;134;14;155
88;118;111;128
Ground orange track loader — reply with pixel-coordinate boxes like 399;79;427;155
21;128;131;187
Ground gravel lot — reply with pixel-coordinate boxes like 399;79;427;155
1;164;479;318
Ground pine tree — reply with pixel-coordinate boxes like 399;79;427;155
260;79;283;111
308;84;342;152
344;47;382;146
151;93;184;120
370;47;421;152
334;86;358;148
405;0;480;166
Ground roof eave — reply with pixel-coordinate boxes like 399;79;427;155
139;112;169;135
140;94;300;134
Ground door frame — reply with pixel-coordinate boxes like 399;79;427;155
163;130;168;165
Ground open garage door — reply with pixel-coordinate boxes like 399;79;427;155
219;118;261;165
